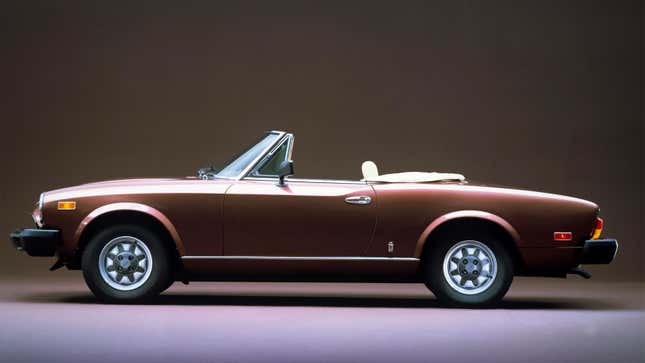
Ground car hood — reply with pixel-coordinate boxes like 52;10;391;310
47;178;184;192
43;177;228;202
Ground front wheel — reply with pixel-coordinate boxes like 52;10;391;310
81;224;173;303
424;233;513;307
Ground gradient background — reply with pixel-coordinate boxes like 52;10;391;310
1;1;643;281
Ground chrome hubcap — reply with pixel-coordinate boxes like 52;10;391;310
98;236;153;291
442;240;497;295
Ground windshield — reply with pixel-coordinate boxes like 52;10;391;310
216;132;281;178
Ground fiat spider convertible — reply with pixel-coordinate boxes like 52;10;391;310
10;130;618;306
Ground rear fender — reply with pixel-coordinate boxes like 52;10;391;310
414;210;521;257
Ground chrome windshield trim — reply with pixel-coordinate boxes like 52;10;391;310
246;133;294;178
235;131;366;184
229;130;286;180
181;256;419;261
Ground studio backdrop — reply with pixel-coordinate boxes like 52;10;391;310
1;1;642;280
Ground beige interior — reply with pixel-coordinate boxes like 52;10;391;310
361;161;379;179
361;161;465;183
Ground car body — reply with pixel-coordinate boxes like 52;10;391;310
10;130;618;306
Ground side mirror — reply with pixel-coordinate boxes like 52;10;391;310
276;160;294;187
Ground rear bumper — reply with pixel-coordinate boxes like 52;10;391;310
10;229;60;257
580;239;618;264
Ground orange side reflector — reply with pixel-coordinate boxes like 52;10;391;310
592;217;603;239
57;201;76;210
554;232;572;241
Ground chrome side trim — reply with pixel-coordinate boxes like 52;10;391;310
243;177;367;185
181;256;419;261
290;178;366;184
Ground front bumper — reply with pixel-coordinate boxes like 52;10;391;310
580;239;618;264
10;228;60;257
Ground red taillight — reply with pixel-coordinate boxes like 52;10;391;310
592;217;603;239
554;232;573;241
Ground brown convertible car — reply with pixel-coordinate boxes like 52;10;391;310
10;130;618;306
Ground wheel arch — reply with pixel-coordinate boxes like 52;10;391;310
69;203;185;269
415;210;524;271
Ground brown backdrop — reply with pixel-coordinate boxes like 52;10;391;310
1;1;642;280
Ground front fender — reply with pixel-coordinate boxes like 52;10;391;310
73;202;186;255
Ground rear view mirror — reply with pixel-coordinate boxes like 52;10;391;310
276;160;294;187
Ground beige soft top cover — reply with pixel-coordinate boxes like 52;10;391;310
361;161;465;183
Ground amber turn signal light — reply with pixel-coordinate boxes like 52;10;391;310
591;217;603;239
553;232;572;241
57;201;76;210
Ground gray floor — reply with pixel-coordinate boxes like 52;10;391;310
0;277;643;363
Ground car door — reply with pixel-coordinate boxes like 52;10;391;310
222;135;377;256
223;178;377;256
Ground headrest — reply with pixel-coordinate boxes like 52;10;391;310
361;161;379;180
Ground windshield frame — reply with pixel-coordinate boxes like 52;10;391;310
248;134;294;178
215;130;286;180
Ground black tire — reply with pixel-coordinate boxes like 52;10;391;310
423;231;514;307
81;224;173;303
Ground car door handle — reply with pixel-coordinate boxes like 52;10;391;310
345;196;372;205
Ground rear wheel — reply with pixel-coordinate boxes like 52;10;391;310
424;232;513;307
81;224;173;303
